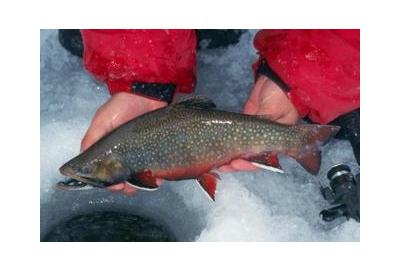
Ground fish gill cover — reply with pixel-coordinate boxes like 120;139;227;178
40;29;359;241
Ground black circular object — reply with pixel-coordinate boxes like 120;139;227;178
327;164;351;181
42;211;176;242
58;29;84;58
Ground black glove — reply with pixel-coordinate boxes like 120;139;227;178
131;82;176;104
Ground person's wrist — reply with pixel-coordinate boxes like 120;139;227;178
256;58;289;92
145;95;168;110
256;74;269;85
114;91;167;110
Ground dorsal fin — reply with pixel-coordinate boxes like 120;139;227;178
173;96;216;110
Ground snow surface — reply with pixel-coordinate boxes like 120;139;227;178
40;29;360;241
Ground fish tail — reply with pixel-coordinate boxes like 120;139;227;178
287;124;340;175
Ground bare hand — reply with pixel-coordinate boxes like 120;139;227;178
81;92;167;196
218;75;299;173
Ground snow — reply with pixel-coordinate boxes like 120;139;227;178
40;29;360;241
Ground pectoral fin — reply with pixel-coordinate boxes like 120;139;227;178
125;170;159;191
197;172;220;201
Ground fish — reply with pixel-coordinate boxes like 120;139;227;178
58;96;340;200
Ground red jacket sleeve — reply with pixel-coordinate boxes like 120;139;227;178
253;30;360;124
80;30;197;95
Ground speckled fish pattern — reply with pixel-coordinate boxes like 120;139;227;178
68;96;337;182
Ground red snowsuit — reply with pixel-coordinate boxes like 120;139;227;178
81;29;359;124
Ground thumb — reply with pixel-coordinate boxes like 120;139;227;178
80;132;100;152
80;118;112;152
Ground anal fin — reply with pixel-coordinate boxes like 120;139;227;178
197;172;220;201
249;152;284;173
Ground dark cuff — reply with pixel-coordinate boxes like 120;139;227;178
131;82;176;104
256;58;290;92
329;109;360;165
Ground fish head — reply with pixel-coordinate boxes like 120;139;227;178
59;152;131;188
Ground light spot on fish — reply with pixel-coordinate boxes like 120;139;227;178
203;120;233;125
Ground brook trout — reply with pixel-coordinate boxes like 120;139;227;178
58;96;339;200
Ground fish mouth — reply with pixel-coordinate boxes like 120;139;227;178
55;178;94;191
59;165;89;183
58;166;111;188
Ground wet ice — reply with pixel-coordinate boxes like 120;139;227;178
40;29;360;241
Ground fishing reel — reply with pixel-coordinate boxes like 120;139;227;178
319;164;360;222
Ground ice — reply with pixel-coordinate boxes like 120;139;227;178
40;29;360;241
